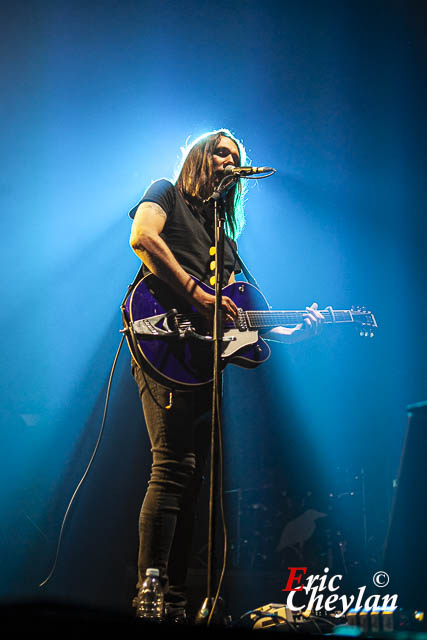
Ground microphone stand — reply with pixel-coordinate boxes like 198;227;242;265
195;174;238;626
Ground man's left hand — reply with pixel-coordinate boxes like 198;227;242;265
301;302;324;337
263;302;324;344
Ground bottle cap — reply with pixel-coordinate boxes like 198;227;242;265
146;568;160;577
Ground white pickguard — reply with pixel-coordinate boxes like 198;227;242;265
221;328;260;358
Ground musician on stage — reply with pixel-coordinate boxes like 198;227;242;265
128;129;323;621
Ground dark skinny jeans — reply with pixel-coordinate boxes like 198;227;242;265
131;359;212;612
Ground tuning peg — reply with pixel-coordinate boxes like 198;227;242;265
359;329;375;338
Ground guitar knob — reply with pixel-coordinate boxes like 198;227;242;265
238;284;245;293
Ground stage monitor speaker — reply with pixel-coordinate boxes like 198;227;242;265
383;401;427;610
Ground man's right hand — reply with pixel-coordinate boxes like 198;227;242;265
193;288;238;323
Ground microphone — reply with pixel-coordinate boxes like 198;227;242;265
223;165;275;176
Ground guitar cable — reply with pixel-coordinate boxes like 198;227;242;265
39;266;177;588
39;333;125;588
207;388;228;625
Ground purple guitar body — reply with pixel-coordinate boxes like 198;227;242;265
123;274;377;390
123;274;271;389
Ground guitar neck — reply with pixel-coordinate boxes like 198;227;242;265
246;309;355;328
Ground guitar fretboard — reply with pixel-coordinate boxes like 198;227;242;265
246;309;354;328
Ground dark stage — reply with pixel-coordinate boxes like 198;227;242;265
2;0;427;635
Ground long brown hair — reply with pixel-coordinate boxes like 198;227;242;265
175;129;248;240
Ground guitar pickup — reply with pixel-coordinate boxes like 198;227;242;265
235;308;248;331
184;329;236;343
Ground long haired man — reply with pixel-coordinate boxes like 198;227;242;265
128;129;323;620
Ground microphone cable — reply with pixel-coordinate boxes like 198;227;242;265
207;387;228;626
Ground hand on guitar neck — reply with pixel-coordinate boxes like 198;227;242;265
264;302;324;344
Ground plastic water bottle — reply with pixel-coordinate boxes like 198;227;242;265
137;568;164;621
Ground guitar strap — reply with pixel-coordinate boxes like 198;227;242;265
226;238;272;309
125;234;263;294
120;262;145;366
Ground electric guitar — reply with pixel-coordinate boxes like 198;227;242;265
122;274;377;390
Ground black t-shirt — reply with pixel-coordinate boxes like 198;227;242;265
128;179;241;286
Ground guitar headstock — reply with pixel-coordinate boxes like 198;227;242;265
351;306;377;338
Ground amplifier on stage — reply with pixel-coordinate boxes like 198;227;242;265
383;401;427;611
